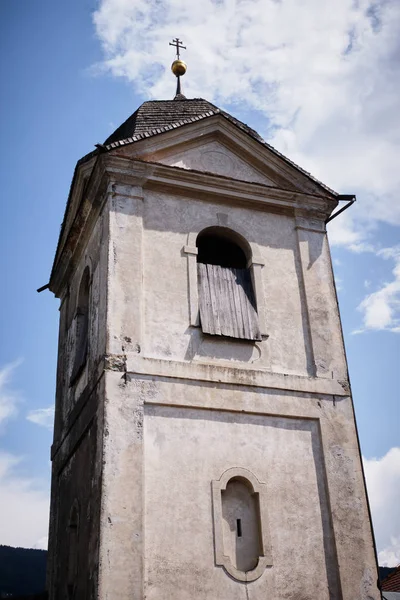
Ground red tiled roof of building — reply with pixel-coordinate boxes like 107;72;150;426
382;565;400;592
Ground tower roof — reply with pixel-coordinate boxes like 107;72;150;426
104;98;218;146
102;97;336;197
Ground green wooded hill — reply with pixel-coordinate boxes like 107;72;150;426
0;546;47;597
0;543;395;597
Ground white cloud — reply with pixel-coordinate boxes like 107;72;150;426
335;276;344;293
356;246;400;332
364;448;400;567
93;0;400;331
0;362;50;549
93;0;400;246
378;537;400;568
27;407;55;430
0;452;49;549
0;359;22;429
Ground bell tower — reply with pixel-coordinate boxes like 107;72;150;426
46;45;380;599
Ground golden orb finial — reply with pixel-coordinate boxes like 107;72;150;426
171;59;187;77
169;38;187;98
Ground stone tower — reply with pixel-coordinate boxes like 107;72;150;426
46;73;380;599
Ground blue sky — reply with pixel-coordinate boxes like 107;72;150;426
0;0;399;565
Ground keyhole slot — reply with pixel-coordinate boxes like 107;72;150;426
236;518;242;538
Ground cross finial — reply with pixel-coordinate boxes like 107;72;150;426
170;38;187;99
169;37;186;60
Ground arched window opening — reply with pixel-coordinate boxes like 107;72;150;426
71;267;90;384
67;502;79;599
197;229;247;269
196;228;261;341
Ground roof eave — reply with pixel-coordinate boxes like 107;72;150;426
103;109;338;198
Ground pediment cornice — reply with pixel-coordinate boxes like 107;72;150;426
105;154;336;215
111;114;337;198
50;153;337;297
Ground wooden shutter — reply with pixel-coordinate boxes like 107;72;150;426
197;263;261;341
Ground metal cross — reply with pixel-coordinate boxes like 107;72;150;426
169;38;186;59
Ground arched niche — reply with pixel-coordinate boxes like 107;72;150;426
211;467;272;582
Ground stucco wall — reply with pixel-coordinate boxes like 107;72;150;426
106;185;347;380
98;371;379;600
54;208;108;442
48;208;108;599
48;148;377;600
97;178;376;599
144;404;332;599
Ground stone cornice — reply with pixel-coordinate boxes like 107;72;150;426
109;113;338;198
50;154;335;296
125;353;349;397
50;156;110;296
106;155;335;215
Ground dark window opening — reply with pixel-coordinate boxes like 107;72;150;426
196;228;261;341
197;229;247;269
70;267;90;384
236;518;242;538
67;503;79;599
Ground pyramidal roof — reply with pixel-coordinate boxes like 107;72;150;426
104;98;221;146
104;97;266;148
102;97;336;196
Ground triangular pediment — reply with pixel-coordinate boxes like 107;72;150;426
149;139;276;186
110;115;336;197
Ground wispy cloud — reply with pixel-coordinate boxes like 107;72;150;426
93;0;400;334
94;0;400;244
27;407;55;430
0;359;22;429
0;452;49;549
0;362;50;549
356;246;400;333
364;448;400;567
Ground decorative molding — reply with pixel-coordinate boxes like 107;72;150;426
51;152;335;296
116;115;338;198
296;225;326;234
183;245;198;255
183;243;200;326
125;353;350;396
199;150;235;175
295;208;327;232
211;467;272;582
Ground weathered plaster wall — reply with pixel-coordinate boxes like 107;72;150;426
53;418;101;598
48;206;109;600
144;405;331;599
53;208;109;443
98;372;379;600
97;176;376;599
48;142;377;600
106;184;347;381
47;376;104;600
